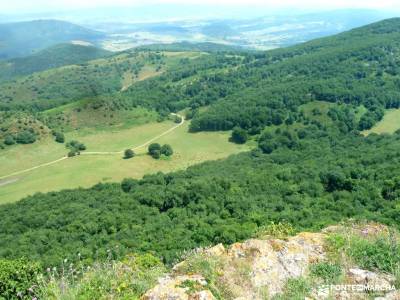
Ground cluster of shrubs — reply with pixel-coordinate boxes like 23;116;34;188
66;140;86;157
124;143;174;160
148;143;173;159
0;253;165;300
2;130;37;147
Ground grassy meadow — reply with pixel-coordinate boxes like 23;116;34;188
0;120;250;204
363;109;400;135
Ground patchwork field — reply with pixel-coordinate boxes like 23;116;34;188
363;109;400;135
0;119;250;204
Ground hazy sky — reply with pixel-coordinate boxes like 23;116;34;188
2;0;400;14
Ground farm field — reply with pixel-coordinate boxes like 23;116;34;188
363;109;400;135
0;120;250;204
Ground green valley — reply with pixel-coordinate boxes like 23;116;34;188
0;15;400;300
0;116;249;203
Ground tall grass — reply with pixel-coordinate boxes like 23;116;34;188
37;253;166;300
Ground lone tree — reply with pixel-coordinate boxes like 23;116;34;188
148;143;161;159
161;144;173;157
124;149;135;159
231;127;248;144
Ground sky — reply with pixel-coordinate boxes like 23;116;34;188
2;0;400;14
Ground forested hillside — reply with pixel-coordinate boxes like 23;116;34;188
108;18;400;135
0;18;400;281
0;49;220;112
0;44;111;81
0;49;239;144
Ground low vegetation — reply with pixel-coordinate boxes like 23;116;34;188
37;253;165;300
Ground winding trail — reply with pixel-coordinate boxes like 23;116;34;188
0;114;184;181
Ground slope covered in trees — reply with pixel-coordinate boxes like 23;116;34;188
0;122;399;266
0;44;111;81
104;18;400;134
0;50;216;112
187;18;400;132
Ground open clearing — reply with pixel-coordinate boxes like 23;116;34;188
121;66;162;91
363;109;400;135
0;120;250;204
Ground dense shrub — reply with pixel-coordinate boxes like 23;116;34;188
4;135;15;145
15;131;36;144
0;259;41;300
160;144;173;157
124;149;135;159
231;127;248;144
54;132;65;143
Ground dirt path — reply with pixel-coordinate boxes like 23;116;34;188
0;178;19;187
82;113;184;155
0;157;68;181
0;114;184;181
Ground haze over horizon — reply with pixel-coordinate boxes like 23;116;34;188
1;0;400;22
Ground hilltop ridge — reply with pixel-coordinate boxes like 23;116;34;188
0;20;105;59
0;43;111;81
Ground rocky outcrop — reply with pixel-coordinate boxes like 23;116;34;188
143;232;326;299
225;232;326;296
142;275;215;300
142;224;398;300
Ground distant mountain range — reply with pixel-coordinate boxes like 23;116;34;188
0;20;105;59
0;9;398;58
91;9;399;51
